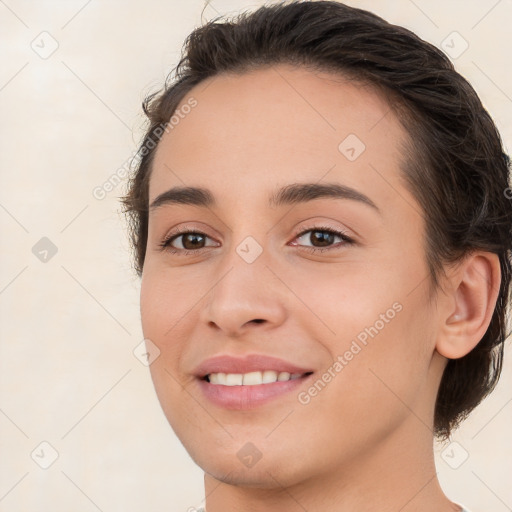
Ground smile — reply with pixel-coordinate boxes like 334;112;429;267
197;372;314;410
206;370;311;386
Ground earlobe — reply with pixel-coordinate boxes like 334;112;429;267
436;252;501;360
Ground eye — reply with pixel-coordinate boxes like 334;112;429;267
291;226;354;252
159;228;219;254
158;224;354;256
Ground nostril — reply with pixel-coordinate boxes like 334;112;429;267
251;319;265;324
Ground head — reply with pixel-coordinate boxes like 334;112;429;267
122;0;511;487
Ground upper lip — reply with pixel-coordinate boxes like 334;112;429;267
193;354;314;378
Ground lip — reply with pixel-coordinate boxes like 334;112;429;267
196;373;315;410
193;354;314;378
193;354;315;410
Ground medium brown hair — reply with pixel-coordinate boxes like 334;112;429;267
122;0;512;439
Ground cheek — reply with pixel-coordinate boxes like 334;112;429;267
140;276;166;348
327;289;435;428
139;270;193;392
140;272;201;431
139;263;214;362
140;265;200;339
301;259;435;416
283;259;401;343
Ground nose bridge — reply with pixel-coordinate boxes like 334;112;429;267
199;235;286;334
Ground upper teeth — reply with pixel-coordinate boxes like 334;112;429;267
208;371;303;386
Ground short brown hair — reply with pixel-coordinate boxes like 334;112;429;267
122;0;512;439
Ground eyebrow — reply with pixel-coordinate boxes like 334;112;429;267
149;182;379;212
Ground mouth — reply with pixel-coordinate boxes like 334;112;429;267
196;371;315;410
193;353;315;409
201;370;314;385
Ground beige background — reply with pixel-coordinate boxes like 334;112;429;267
1;0;511;511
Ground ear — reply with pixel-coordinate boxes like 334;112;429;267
435;252;501;359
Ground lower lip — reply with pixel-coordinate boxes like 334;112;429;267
197;374;314;410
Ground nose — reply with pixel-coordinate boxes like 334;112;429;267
199;251;287;337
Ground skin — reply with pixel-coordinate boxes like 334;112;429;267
140;64;500;512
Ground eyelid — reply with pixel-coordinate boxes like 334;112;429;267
291;219;355;242
289;224;355;249
161;222;220;242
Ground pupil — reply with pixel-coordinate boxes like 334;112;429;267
312;231;334;247
183;233;204;250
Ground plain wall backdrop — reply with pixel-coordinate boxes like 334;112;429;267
1;0;511;511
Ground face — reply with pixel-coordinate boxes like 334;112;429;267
140;65;445;488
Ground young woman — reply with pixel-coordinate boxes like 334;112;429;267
122;2;511;510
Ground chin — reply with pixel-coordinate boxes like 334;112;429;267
191;438;315;490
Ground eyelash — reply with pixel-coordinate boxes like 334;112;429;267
158;224;354;256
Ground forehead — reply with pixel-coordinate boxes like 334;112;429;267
150;64;410;210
